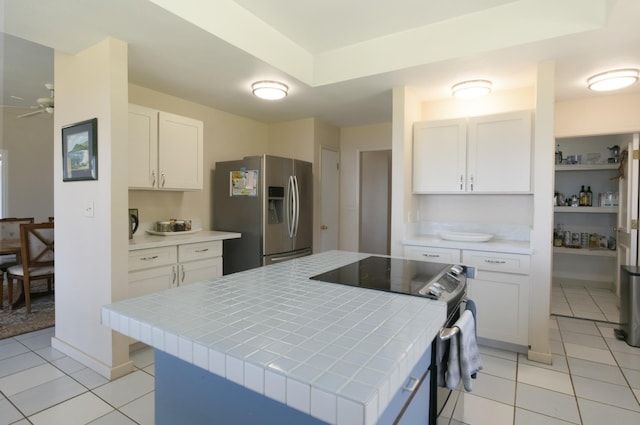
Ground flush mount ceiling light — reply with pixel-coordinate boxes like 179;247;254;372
251;80;288;100
451;80;492;99
587;69;639;92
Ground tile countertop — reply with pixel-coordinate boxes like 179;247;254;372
128;230;241;250
102;250;446;425
404;235;532;254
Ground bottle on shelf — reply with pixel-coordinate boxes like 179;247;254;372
586;186;593;206
579;185;587;206
555;144;563;164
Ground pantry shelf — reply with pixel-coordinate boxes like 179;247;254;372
554;206;618;213
555;164;618;172
553;246;617;257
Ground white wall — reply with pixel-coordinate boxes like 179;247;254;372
0;109;53;221
51;38;131;379
313;120;340;253
339;122;392;251
528;61;555;364
268;118;315;162
421;87;536;120
391;87;423;256
555;92;640;137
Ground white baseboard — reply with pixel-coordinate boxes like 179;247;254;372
527;349;553;365
51;337;133;380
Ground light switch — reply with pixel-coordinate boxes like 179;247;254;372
84;200;94;217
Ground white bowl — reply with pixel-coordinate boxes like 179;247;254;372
439;231;493;242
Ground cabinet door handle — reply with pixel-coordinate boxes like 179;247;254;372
422;253;441;258
151;170;156;187
485;259;506;264
172;265;177;284
140;255;159;261
470;175;474;191
402;376;420;393
459;175;463;191
161;172;166;188
195;248;209;253
181;264;185;283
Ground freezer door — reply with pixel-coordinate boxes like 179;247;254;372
263;156;294;255
293;159;313;251
213;157;263;274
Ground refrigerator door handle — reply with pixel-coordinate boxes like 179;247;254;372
293;175;300;237
287;175;295;238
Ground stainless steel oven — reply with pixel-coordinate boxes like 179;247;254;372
309;255;469;424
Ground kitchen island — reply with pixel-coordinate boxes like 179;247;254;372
102;250;446;425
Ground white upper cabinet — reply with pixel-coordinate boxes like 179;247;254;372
413;119;467;193
467;111;532;193
128;104;158;189
413;111;532;194
128;104;204;191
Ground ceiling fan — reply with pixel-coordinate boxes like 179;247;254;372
16;83;55;118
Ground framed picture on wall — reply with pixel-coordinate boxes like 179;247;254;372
62;118;97;181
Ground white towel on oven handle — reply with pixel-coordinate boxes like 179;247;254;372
445;309;483;391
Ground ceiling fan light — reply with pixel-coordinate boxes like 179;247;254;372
37;97;54;107
452;80;492;99
587;69;639;91
252;80;288;100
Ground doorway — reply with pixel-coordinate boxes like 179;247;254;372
319;147;339;252
359;150;391;255
551;133;639;324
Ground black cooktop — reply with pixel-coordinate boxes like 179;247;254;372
309;256;450;297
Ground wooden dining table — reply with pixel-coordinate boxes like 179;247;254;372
0;239;21;256
0;239;25;309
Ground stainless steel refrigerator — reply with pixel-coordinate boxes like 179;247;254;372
213;155;313;274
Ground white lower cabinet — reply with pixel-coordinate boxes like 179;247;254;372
462;250;530;347
128;241;222;297
177;241;222;286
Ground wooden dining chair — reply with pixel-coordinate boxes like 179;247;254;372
6;222;54;313
0;217;34;308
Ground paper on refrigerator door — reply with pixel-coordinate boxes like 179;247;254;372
230;170;258;196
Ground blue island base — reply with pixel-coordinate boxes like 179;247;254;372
155;345;435;425
155;349;329;425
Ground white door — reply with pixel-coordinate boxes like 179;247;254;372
320;148;339;252
617;133;639;300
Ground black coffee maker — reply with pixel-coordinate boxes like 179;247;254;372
129;208;139;239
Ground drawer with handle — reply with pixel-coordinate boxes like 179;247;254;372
403;245;461;264
462;250;530;274
178;241;222;262
129;246;177;271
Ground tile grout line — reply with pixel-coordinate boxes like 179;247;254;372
557;315;585;425
3;331;151;424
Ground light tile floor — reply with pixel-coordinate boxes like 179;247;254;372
0;327;154;425
1;316;639;424
551;281;619;323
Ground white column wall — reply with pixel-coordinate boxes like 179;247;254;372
52;37;131;379
528;60;555;364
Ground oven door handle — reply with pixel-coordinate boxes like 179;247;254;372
439;326;460;341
